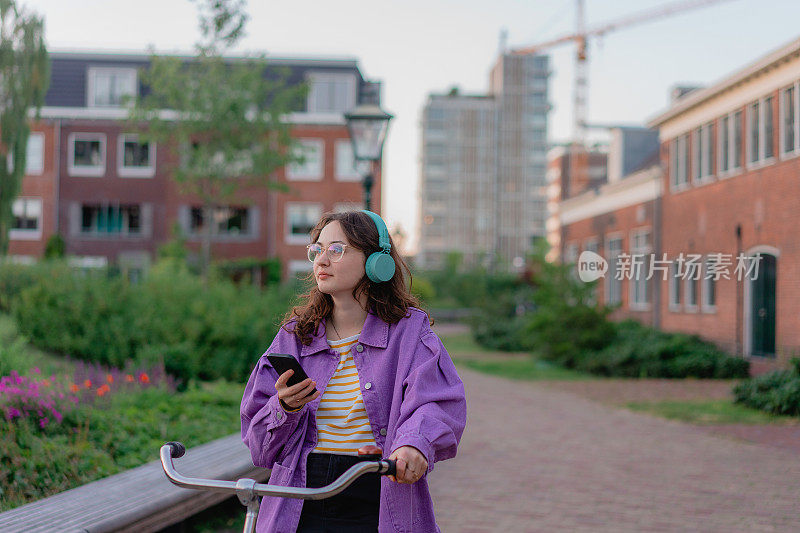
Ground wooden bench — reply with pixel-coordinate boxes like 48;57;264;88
0;433;270;533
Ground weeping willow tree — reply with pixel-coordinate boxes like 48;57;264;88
0;0;48;255
129;0;306;279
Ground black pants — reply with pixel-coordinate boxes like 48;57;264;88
296;452;380;533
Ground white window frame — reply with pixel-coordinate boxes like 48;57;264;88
68;133;106;177
87;67;137;108
25;132;44;175
629;227;652;311
692;123;713;184
668;260;681;312
747;95;776;168
9;197;42;241
684;271;699;313
701;255;718;314
670;134;689;192
117;134;156;178
285;202;322;245
306;71;357;114
780;81;800;159
605;234;623;306
334;139;362;182
286;139;324;181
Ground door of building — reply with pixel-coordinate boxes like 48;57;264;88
750;254;776;357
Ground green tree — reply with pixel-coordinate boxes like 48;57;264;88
0;0;49;255
128;0;306;278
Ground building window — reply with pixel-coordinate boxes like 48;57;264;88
781;83;799;156
749;101;760;164
669;261;681;310
693;123;713;182
10;198;42;240
719;115;730;174
630;229;651;308
190;206;251;237
764;96;774;159
732;110;742;170
118;135;155;178
335;140;362;181
702;257;717;312
670;133;689;189
685;273;699;311
88;67;137;107
306;72;356;114
26;132;44;175
748;96;776;166
287;139;324;181
81;204;140;235
286;203;322;243
606;236;622;305
68;133;106;177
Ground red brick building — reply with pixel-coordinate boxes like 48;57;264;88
8;52;383;280
649;37;800;368
557;37;800;369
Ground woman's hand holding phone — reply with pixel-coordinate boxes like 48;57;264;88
276;370;320;411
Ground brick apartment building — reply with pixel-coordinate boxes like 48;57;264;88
8;52;383;280
557;36;800;368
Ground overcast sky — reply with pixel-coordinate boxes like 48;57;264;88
23;0;800;253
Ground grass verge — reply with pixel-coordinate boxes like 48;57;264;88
625;399;800;425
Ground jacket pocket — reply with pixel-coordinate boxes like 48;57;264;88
267;462;291;486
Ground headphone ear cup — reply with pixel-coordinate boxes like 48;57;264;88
365;252;396;283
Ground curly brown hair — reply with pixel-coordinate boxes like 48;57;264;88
282;210;430;345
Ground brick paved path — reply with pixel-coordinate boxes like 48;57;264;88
428;368;800;532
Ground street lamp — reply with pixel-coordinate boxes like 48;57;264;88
344;104;393;212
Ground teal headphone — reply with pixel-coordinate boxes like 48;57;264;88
361;210;396;283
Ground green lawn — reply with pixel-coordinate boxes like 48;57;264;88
626;399;799;425
440;331;589;381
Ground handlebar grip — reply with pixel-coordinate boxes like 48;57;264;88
381;459;397;477
165;441;186;458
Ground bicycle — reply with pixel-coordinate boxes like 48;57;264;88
160;441;397;533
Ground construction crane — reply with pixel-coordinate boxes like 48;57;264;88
512;0;737;145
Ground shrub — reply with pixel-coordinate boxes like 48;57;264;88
9;262;296;384
587;320;749;378
733;360;800;416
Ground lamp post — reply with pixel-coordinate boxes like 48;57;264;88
344;104;393;212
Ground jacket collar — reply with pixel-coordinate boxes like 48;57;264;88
299;311;389;357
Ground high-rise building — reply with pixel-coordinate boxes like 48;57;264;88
417;53;551;270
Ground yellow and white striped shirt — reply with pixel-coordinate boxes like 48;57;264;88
313;333;377;455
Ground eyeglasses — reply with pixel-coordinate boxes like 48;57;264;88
307;242;348;263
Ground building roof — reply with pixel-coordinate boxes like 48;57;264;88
647;36;800;127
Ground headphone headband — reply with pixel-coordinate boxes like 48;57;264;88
361;210;391;253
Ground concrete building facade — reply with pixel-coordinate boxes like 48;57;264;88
418;53;551;270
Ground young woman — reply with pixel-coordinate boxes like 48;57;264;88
241;210;467;532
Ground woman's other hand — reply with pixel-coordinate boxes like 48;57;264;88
275;369;320;411
388;445;428;484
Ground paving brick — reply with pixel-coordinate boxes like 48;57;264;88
429;369;800;532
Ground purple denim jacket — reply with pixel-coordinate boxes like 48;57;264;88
240;307;467;532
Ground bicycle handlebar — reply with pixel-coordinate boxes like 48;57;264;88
160;441;397;501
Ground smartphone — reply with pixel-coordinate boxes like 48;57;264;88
266;353;317;394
